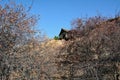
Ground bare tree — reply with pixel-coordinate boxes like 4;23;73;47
0;2;38;79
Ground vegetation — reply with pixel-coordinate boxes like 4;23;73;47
54;36;59;40
0;2;40;80
0;1;120;80
56;16;120;80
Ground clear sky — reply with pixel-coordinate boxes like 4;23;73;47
1;0;120;38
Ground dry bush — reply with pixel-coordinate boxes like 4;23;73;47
1;37;64;80
0;2;64;80
56;16;120;80
0;2;38;80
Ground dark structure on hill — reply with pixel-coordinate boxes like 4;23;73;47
59;28;69;40
59;28;83;40
59;28;81;40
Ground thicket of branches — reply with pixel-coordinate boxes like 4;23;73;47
0;2;41;80
56;16;120;80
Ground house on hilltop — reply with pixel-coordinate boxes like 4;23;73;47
59;28;69;40
59;28;82;40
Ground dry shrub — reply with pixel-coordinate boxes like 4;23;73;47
56;16;120;80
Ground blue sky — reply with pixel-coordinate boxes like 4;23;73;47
1;0;120;38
